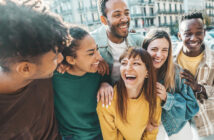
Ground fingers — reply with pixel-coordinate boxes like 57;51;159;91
105;92;109;108
101;92;105;107
97;82;113;108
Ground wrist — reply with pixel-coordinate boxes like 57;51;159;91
195;84;203;94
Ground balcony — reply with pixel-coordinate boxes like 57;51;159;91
157;9;184;14
131;13;156;18
90;6;97;11
206;5;214;9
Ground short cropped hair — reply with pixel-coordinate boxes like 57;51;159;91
179;11;204;23
97;0;109;17
0;1;69;71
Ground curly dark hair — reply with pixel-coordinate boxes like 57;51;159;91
0;1;69;71
97;0;109;17
62;26;89;66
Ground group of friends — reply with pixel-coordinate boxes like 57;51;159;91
0;0;214;140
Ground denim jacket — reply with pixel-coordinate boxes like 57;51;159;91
90;25;144;75
161;64;199;136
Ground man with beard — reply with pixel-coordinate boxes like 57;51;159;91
0;1;70;139
91;0;144;84
173;12;214;140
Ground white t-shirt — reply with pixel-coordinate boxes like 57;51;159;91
108;39;127;83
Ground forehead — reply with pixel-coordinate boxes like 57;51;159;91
105;0;128;14
180;18;204;32
148;38;169;49
122;55;141;61
77;35;96;52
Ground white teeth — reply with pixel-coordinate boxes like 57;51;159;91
126;74;136;78
93;62;99;65
154;59;161;63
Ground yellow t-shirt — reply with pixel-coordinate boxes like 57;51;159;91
96;86;162;140
178;51;204;76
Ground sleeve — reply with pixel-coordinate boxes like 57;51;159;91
203;84;214;98
162;76;199;121
143;98;162;140
100;74;112;85
96;102;118;140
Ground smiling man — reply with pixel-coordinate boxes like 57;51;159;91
0;1;69;139
173;12;214;140
91;0;144;84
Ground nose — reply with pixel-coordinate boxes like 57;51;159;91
156;51;162;57
190;34;197;41
96;51;102;61
57;53;64;64
126;63;133;71
121;14;128;22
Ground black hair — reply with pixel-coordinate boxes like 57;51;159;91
0;1;69;71
97;0;109;17
62;26;89;66
179;11;204;23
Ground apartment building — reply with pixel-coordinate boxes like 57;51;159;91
50;0;213;33
51;0;100;30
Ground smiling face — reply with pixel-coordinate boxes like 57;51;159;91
68;35;101;76
33;47;63;79
178;18;205;55
147;38;169;69
104;0;130;42
120;55;148;90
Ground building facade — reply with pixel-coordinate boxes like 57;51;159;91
50;0;213;33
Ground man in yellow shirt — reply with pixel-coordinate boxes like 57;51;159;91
173;12;214;140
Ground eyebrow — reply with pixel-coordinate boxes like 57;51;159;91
86;46;98;52
113;9;129;13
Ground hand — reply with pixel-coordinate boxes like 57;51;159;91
56;63;70;74
156;82;167;101
180;69;198;91
146;122;159;132
97;58;109;76
180;69;208;103
97;82;113;108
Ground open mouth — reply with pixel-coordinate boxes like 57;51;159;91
125;74;136;80
187;41;200;47
119;23;129;31
92;61;99;67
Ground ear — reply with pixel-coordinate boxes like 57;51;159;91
100;15;108;25
66;56;76;65
16;62;36;78
145;71;149;78
177;32;182;41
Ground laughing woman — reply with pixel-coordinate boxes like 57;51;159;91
97;48;162;140
53;26;112;140
142;29;199;140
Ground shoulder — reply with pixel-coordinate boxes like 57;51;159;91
128;33;144;46
97;86;118;114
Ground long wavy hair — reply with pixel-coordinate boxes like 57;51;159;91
142;29;175;92
116;48;157;123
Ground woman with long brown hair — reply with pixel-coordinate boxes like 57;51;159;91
97;48;161;140
143;29;199;140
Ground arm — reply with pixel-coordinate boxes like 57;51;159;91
162;76;199;121
143;98;162;140
96;102;117;140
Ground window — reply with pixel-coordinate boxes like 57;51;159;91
164;16;167;24
158;16;161;26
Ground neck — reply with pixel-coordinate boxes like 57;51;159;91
182;44;204;57
67;67;86;76
107;31;125;44
0;72;32;94
126;85;142;99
